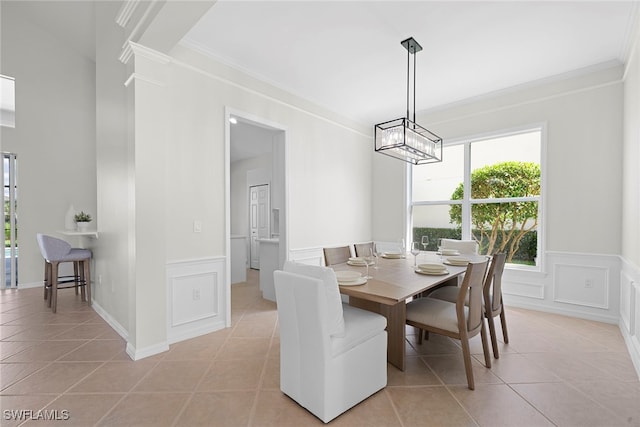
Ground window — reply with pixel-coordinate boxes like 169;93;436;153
411;127;542;269
0;75;15;128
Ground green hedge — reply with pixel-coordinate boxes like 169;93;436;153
412;227;537;263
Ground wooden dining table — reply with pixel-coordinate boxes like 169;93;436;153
334;252;486;371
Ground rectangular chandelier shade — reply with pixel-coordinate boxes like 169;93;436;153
375;117;442;165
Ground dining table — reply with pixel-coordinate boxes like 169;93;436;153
333;252;487;371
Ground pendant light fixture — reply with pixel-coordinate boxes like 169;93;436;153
374;37;442;165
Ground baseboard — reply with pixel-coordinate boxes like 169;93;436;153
91;300;129;341
126;341;170;361
18;281;43;290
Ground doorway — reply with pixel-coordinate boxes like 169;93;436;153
227;109;287;296
249;183;270;269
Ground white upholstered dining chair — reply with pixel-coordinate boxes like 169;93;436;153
274;261;387;423
440;238;479;255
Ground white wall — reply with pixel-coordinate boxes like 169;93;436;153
374;64;626;325
1;2;97;287
621;14;640;376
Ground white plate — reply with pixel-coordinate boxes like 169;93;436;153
338;277;367;286
349;257;364;262
418;263;446;271
347;260;374;266
334;270;362;282
415;268;449;276
444;260;469;266
382;252;404;259
437;249;460;256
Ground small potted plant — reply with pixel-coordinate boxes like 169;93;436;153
74;211;92;231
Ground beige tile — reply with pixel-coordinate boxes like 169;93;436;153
96;393;189;427
330;389;402;426
0;325;27;339
2;362;101;394
217;337;271;360
2;324;77;341
251;389;325;426
0;362;49;390
134;360;210;392
450;383;554;426
422;353;502;387
69;360;157;393
261;357;280;390
0;395;58;427
20;393;124;427
51;323;117;340
386;386;477;427
58;340;124;362
198;358;265;391
485;353;561;384
522;352;613;382
0;341;37;361
511;382;627;426
577;351;640;382
231;318;277;338
176;391;256;426
387;356;441;386
2;341;86;363
570;380;640;424
406;333;461;355
163;335;226;361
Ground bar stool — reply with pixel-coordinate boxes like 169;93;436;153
36;234;92;313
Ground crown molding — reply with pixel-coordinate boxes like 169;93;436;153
115;0;139;28
124;72;166;88
129;42;171;65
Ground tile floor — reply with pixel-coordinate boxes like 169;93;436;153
1;269;639;426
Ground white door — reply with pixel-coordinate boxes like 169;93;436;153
250;184;270;269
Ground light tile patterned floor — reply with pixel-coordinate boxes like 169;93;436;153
1;269;639;426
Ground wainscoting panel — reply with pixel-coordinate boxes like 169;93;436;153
553;264;609;309
289;247;324;266
166;257;227;344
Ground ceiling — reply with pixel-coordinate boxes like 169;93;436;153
181;0;637;126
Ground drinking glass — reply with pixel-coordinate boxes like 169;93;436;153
364;248;374;279
372;244;380;269
398;238;406;256
421;236;429;251
411;242;420;267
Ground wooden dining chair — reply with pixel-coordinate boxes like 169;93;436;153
405;259;491;390
323;246;352;266
354;242;374;258
427;253;508;359
483;252;508;358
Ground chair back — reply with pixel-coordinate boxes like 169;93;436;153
36;234;71;262
274;270;331;400
323;246;351;266
457;260;489;336
354;242;374;258
441;239;478;255
484;253;507;315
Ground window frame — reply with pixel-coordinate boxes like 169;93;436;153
409;123;546;272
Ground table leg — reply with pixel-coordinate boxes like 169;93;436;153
349;297;406;371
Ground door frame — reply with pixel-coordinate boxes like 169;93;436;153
224;107;288;325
